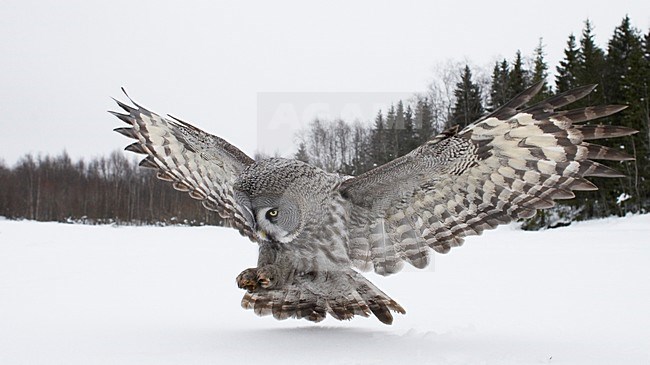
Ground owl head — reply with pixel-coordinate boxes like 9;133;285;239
234;158;335;243
243;194;302;243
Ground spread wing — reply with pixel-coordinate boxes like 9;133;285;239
110;91;257;241
340;83;636;275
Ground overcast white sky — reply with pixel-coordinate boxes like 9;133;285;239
1;0;648;165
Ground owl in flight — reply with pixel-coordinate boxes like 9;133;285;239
112;83;635;324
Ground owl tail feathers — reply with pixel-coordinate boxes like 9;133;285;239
342;270;405;325
240;269;405;325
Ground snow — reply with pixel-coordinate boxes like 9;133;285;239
1;216;649;365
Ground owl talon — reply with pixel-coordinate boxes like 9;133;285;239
236;268;259;292
242;279;258;292
257;265;278;289
258;277;271;288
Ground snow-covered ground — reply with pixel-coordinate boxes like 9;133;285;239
0;215;648;365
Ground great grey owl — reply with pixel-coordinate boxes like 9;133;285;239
111;83;635;324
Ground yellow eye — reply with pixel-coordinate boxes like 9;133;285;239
266;209;278;219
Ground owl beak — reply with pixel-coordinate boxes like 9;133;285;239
257;230;268;241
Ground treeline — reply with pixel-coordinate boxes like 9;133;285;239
0;151;223;226
296;16;650;229
293;98;438;175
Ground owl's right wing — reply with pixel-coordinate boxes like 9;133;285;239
111;91;257;241
339;83;636;275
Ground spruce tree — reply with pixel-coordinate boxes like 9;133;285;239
394;101;405;130
415;97;435;144
605;16;643;103
530;38;551;102
577;19;606;104
489;59;510;109
401;105;418;155
449;65;484;129
507;50;528;96
393;101;406;157
385;105;397;161
370;111;388;167
556;34;580;93
294;142;309;163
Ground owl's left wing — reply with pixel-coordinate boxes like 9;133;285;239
111;91;257;241
340;83;636;275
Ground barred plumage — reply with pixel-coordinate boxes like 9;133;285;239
112;82;635;324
